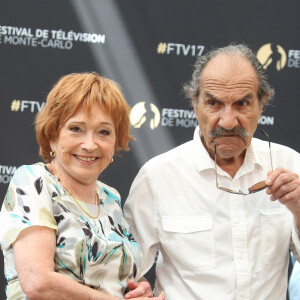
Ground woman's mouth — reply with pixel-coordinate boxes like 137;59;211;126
76;155;98;162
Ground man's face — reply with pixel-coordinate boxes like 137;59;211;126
194;54;266;160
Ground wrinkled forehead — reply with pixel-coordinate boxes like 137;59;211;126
200;54;259;94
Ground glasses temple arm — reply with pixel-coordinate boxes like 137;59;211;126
260;129;273;171
212;141;219;188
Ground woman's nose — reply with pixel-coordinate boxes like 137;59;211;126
82;133;98;152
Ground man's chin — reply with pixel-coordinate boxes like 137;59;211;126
216;144;246;159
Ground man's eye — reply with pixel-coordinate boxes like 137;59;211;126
238;100;248;107
208;100;217;106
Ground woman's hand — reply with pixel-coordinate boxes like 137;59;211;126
125;279;153;298
124;279;165;299
122;294;164;300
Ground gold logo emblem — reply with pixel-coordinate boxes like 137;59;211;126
130;102;160;130
257;43;287;71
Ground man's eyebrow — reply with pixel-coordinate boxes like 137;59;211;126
239;94;254;101
204;92;220;101
204;92;254;101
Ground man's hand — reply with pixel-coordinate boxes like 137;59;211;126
266;167;300;217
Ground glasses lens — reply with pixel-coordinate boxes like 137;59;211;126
248;180;268;193
219;187;243;195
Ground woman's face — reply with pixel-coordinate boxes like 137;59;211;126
50;103;116;186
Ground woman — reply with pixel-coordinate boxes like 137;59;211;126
0;73;165;300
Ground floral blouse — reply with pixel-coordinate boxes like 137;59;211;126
0;163;142;299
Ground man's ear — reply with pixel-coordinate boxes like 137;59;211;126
260;93;270;113
191;97;197;108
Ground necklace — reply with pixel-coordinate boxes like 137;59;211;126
70;191;100;219
48;163;100;219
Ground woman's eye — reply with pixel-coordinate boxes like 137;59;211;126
70;126;81;132
99;129;110;135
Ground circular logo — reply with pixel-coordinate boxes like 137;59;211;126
257;43;287;71
130;102;160;130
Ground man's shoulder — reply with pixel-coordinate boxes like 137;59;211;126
253;137;300;166
253;137;299;154
143;140;194;168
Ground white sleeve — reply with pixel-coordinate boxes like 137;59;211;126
291;219;300;261
124;165;159;276
289;150;300;261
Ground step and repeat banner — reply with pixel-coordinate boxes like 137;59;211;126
0;0;299;297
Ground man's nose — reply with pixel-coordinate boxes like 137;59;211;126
218;106;238;130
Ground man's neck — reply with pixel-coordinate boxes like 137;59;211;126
216;154;245;178
200;135;246;178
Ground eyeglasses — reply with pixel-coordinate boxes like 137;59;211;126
212;130;273;195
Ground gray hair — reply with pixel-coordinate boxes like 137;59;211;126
183;44;275;106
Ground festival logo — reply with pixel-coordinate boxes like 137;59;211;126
157;42;205;57
0;25;105;50
257;43;287;71
0;165;17;184
130;102;160;130
130;101;198;130
10;99;45;113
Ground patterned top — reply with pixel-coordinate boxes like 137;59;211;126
0;163;142;299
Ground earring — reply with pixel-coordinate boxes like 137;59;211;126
110;157;114;163
50;151;56;158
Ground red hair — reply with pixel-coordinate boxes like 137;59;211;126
35;72;134;162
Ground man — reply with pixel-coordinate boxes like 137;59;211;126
124;44;300;300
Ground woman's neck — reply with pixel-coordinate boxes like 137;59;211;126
47;162;97;204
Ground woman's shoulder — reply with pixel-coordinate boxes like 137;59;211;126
14;162;49;178
10;163;53;190
96;181;121;204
